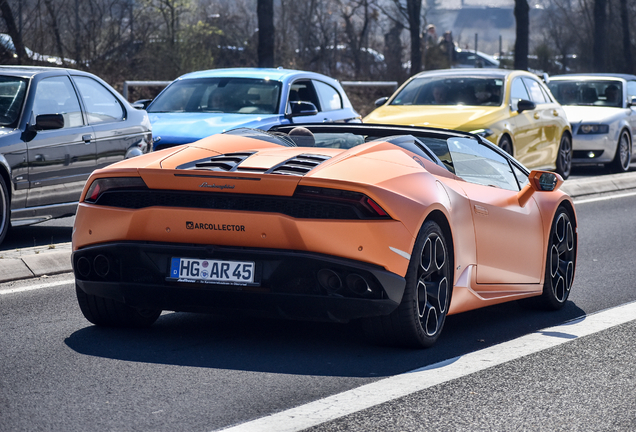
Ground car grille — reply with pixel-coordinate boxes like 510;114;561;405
93;190;385;220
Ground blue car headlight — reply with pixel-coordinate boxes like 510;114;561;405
578;124;609;134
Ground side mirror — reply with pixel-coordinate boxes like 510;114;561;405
628;96;636;107
516;99;536;113
132;99;153;110
517;170;564;207
287;101;318;118
374;96;389;107
34;114;64;131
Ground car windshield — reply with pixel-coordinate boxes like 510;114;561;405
391;76;504;106
148;77;283;114
0;76;28;127
548;80;623;107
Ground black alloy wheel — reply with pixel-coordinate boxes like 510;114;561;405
608;129;631;173
556;134;572;180
540;207;576;310
364;221;452;348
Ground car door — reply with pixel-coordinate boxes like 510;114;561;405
71;75;133;170
26;75;96;207
448;137;544;286
522;76;562;168
508;76;541;167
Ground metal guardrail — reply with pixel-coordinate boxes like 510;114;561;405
122;80;172;100
122;80;399;101
341;81;398;91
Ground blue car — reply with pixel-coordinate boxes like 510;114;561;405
145;68;361;151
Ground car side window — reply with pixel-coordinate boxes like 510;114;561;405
73;76;124;124
447;137;519;191
32;76;83;128
510;77;530;111
313;80;342;111
522;77;548;104
289;80;321;112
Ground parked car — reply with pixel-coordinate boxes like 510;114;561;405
72;123;576;348
453;49;500;68
0;66;152;245
364;68;573;179
548;74;636;172
142;68;361;151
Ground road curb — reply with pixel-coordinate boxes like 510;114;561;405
560;171;636;198
2;171;636;285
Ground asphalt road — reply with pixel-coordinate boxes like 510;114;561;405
1;188;636;431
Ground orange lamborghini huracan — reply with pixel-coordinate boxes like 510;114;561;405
72;124;577;348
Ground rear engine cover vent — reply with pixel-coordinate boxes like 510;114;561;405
268;154;331;176
193;152;256;171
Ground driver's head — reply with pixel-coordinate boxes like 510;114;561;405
289;127;315;147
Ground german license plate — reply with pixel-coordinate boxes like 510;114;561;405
169;258;255;285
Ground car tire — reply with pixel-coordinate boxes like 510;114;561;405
608;129;631;173
555;134;572;180
364;221;452;348
499;135;513;156
539;207;576;310
75;283;161;327
0;175;9;245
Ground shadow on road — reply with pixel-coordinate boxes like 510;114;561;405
1;224;73;251
65;299;585;378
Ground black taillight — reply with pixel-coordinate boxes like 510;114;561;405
294;186;390;219
84;177;148;203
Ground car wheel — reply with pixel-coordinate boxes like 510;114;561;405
608;129;631;173
0;175;9;245
499;135;513;156
75;283;161;327
555;134;572;180
364;221;452;348
540;207;576;310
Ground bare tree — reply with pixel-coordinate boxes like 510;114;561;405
257;0;274;67
620;0;632;72
514;0;529;70
593;0;607;71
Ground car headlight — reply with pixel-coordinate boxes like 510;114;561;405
578;124;609;134
470;128;494;138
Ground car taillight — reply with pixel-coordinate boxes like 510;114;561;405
84;177;148;203
294;186;390;219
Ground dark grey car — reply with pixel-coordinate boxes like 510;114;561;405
0;66;152;244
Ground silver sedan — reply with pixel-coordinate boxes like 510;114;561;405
548;74;636;173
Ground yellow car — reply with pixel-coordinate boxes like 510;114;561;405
365;69;573;178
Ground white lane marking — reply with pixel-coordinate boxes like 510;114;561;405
573;190;636;204
217;301;636;432
0;279;75;295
